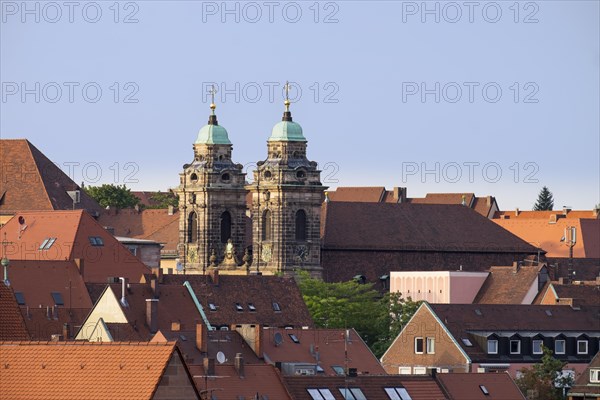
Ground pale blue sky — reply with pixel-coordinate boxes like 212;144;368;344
1;1;598;209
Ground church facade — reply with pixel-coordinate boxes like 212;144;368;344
175;91;326;276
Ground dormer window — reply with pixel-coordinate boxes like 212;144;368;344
577;340;589;355
555;339;566;354
532;339;544;355
487;338;498;354
510;339;521;354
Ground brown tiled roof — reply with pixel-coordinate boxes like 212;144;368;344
436;372;525;400
97;208;180;253
568;351;600;397
494;210;598;219
0;283;30;340
493;217;599;258
409;193;475;206
162;274;314;328
537;282;600;307
283;375;447;400
321;202;538;253
474;264;544;304
328;187;387;202
0;341;180;400
548;257;600;281
0;210;149;282
21;307;90;341
260;328;386;375
0;139;102;214
7;260;92;309
191;364;293;399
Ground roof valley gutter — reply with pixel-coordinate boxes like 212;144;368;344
183;281;214;331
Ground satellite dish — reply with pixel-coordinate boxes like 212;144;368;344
216;351;226;364
274;332;283;346
176;261;183;272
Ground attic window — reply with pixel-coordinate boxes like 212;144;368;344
39;238;56;250
545;310;553;316
208;303;217;312
248;303;256;312
307;389;335;400
235;303;243;312
272;302;281;312
474;309;482;316
577;340;589;355
288;334;300;343
590;369;600;383
384;388;413;400
339;388;367;400
479;385;490;395
332;365;345;376
88;237;104;246
461;338;473;347
14;292;25;305
51;292;64;306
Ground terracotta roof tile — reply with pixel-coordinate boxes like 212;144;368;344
474;264;545;304
536;281;600;306
0;139;101;214
0;283;30;340
0;210;149;282
328;187;387;202
0;341;180;400
436;372;525;400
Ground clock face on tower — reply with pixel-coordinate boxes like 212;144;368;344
295;245;308;263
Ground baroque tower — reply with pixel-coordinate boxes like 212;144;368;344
175;95;247;272
247;86;326;276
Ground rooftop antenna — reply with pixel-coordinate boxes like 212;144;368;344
560;226;577;284
1;233;13;286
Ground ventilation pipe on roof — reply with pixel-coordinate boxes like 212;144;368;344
234;353;245;378
119;277;129;307
515;208;520;216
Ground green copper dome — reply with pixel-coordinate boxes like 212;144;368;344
195;122;231;145
268;120;306;142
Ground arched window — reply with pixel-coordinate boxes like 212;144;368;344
187;212;197;243
220;211;232;243
262;210;272;241
295;209;307;241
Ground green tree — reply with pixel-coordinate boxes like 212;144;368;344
533;186;554;211
516;346;573;400
85;184;141;209
296;271;421;358
147;191;179;209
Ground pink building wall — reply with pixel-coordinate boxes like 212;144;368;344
390;271;489;304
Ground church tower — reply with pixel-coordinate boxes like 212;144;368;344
247;84;326;276
175;92;247;272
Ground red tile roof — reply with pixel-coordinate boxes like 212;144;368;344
474;264;545;304
0;210;149;282
321;202;538;253
260;328;386;376
328;187;387;202
0;341;182;400
436;372;525;400
21;307;90;341
535;281;600;307
283;375;447;400
0;139;102;214
0;283;30;340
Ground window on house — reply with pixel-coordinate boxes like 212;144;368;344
510;340;521;354
187;212;197;243
414;337;424;354
426;337;435;354
208;303;217;311
384;388;413;400
532;339;543;355
14;292;25;305
398;367;412;375
487;339;498;354
262;210;272;241
220;211;231;244
39;237;56;250
247;303;256;312
307;389;335;400
590;369;600;383
339;388;367;400
479;385;490;395
462;338;473;347
289;334;300;344
555;339;566;354
413;367;427;375
235;303;243;312
272;302;281;312
332;366;345;376
295;209;307;241
88;237;104;246
51;292;64;306
577;340;588;355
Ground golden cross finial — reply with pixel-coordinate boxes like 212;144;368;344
284;81;291;111
209;85;217;115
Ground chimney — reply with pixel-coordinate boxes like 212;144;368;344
151;266;163;283
512;261;520;273
150;278;160;298
393;187;407;203
146;299;159;333
254;324;263;358
486;196;492;207
168;205;174;216
558;277;564;284
234;353;245;378
209;269;219;285
196;323;208;353
46;306;51;320
203;357;215;376
563;206;571;216
75;258;84;280
50;334;63;342
593;208;599;218
63;323;71;340
515;208;520;217
119;277;129;307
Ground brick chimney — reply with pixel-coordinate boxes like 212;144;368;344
254;324;263;359
63;323;71;340
234;353;245;378
563;206;571;216
196;323;208;353
209;269;219;285
151;266;163;283
512;261;520;273
515;208;520;217
150;278;160;298
146;299;159;333
393;187;407;203
74;258;84;280
593;208;599;218
203;357;215;376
